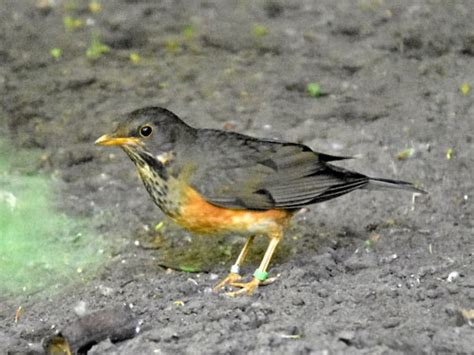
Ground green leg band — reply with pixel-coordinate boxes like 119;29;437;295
253;268;268;282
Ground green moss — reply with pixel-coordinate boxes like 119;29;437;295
63;15;83;31
0;142;109;296
252;24;268;38
396;147;415;160
86;32;110;60
50;47;62;60
182;25;194;40
306;82;321;97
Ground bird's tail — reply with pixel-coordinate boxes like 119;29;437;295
365;177;427;194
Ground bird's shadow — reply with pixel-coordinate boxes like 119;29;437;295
135;217;348;274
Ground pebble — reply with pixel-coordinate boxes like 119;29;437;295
382;317;401;329
338;330;355;343
291;297;305;306
73;301;88;316
447;271;460;282
446;284;459;295
98;285;115;297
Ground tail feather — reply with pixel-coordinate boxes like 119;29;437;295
366;177;427;194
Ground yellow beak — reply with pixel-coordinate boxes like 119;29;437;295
95;134;140;146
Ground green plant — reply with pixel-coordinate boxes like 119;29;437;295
252;24;268;37
306;82;321;97
63;15;82;31
86;32;110;60
50;47;62;60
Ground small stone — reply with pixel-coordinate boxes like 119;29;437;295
98;285;115;297
447;271;460;282
291;297;305;306
446;284;459;295
74;301;88;316
383;317;401;328
317;288;329;298
338;330;355;345
333;292;344;304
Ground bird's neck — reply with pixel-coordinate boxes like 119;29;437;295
122;147;180;217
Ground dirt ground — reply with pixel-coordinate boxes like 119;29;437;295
1;0;473;353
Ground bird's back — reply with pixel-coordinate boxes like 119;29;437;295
172;129;369;211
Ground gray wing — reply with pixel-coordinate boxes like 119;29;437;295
179;130;369;210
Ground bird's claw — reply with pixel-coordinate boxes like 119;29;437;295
214;273;277;296
213;272;242;292
225;278;260;297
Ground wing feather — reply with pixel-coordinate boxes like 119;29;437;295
180;130;365;210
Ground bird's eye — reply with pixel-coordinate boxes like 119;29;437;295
140;125;153;137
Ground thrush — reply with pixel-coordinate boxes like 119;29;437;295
96;107;425;296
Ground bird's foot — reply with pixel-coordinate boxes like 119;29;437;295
213;272;242;292
225;278;260;297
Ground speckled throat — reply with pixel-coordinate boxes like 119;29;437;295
122;146;180;217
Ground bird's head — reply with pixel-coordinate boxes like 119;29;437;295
95;106;193;154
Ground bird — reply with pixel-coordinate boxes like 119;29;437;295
95;106;425;296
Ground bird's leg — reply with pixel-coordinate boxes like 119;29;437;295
226;230;282;297
213;235;255;291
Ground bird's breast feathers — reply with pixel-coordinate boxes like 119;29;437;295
172;185;293;235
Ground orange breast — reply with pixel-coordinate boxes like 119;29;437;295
172;186;293;235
